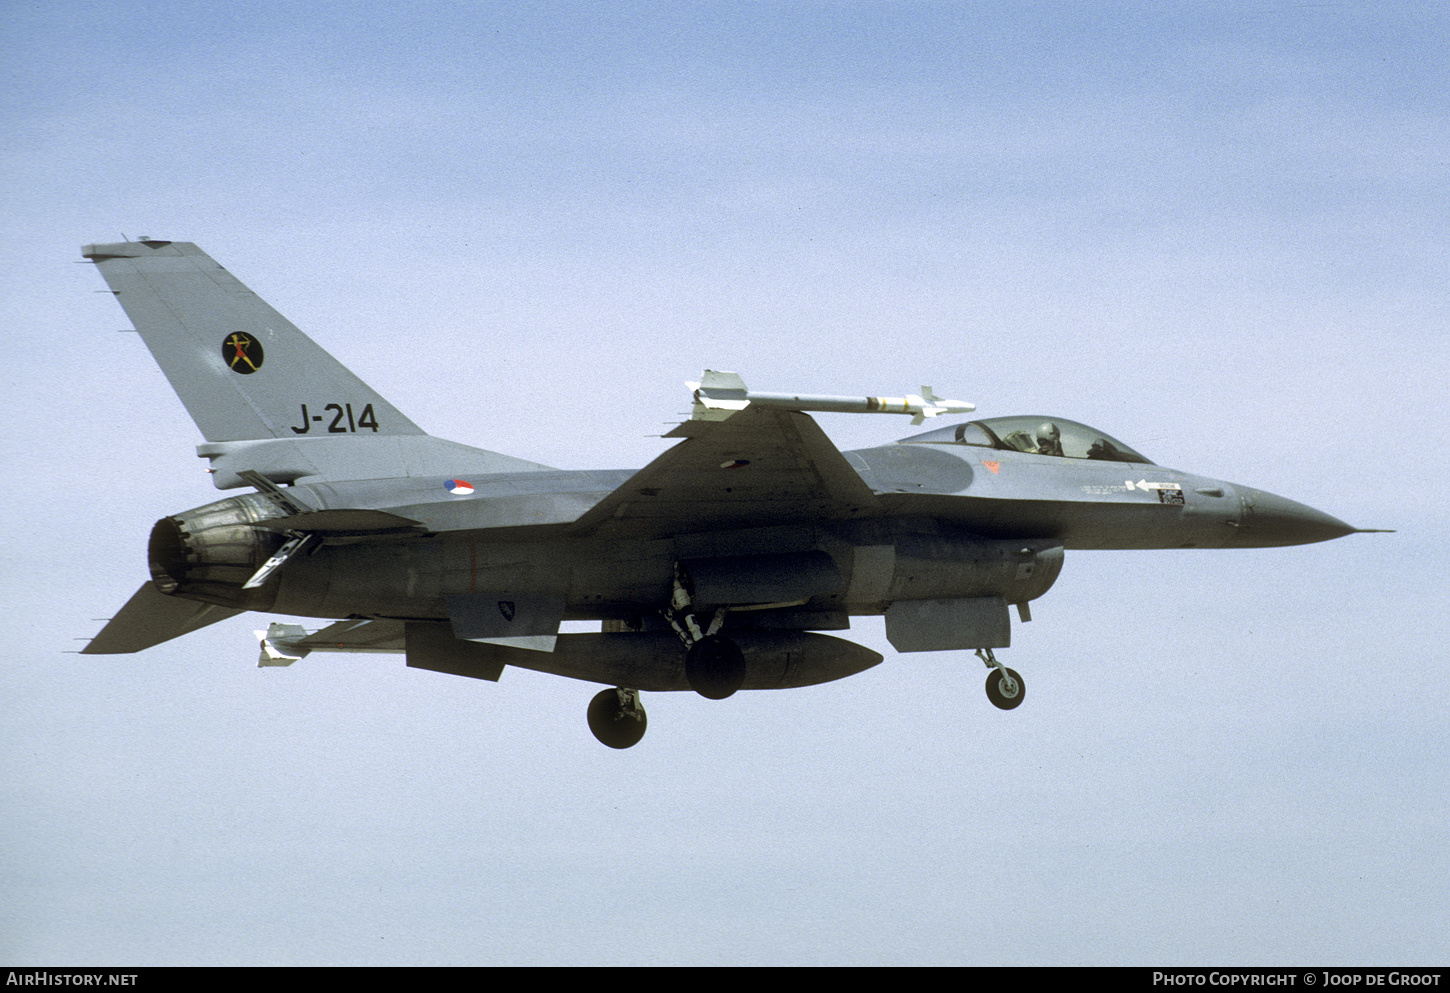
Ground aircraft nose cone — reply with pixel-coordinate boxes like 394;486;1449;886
1236;488;1356;546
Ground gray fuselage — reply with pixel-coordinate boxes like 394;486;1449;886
151;435;1351;626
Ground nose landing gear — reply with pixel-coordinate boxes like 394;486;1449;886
976;648;1024;710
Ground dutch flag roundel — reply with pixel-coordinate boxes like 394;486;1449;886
445;479;475;496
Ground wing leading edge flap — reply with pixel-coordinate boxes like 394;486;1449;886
569;406;880;539
83;583;244;654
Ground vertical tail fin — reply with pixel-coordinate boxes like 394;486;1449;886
83;239;424;442
84;239;553;486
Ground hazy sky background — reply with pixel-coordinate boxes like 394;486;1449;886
3;1;1446;965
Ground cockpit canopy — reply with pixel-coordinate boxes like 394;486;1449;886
899;415;1153;465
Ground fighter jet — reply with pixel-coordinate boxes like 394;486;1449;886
80;239;1373;748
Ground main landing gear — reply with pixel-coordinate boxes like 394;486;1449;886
664;563;746;700
587;563;750;748
588;687;647;749
976;648;1025;711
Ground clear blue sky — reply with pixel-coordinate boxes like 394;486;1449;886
3;1;1446;965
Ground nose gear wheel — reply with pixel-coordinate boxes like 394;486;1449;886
976;647;1025;711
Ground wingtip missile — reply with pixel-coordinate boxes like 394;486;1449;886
256;624;308;666
689;370;974;422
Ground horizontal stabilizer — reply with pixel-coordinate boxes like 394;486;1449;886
83;582;243;654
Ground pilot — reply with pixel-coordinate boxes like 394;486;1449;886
1034;422;1064;456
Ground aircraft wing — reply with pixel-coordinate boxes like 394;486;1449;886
570;406;880;539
